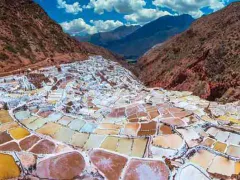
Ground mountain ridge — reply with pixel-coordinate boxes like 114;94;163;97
105;14;195;59
0;0;121;75
76;25;141;46
76;14;195;59
138;2;240;103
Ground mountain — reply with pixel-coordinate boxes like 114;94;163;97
0;0;120;76
76;25;140;46
104;14;195;59
137;2;240;103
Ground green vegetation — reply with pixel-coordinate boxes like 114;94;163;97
4;45;17;54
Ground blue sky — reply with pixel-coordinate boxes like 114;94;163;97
34;0;238;36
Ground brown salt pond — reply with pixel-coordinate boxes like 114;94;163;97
159;124;173;134
36;151;85;179
89;149;128;180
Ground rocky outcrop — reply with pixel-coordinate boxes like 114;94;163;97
0;0;120;75
138;2;240;103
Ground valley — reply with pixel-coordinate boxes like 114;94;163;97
0;0;239;179
0;56;240;179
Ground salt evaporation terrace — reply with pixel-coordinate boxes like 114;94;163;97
0;56;240;179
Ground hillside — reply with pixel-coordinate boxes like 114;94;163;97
76;25;140;46
105;14;195;59
0;0;120;75
138;2;240;103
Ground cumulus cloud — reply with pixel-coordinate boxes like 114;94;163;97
90;20;123;32
60;18;96;35
85;0;146;14
153;0;225;18
60;18;123;35
124;8;171;24
57;0;82;14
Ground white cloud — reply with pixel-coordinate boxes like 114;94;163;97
60;18;124;35
61;18;97;35
85;0;146;14
153;0;225;18
90;20;123;32
57;0;82;14
124;9;171;24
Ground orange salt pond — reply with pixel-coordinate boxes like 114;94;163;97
160;117;186;127
152;134;183;149
0;110;14;124
213;142;227;153
159;125;173;134
116;138;132;155
94;128;120;135
100;136;118;151
190;150;215;169
131;138;148;157
0;122;18;132
202;138;216;147
124;122;140;136
8;127;30;140
226;145;240;158
70;132;90;148
0;153;20;179
36;122;62;136
208;156;236;177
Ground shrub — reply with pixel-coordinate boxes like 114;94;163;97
5;45;17;54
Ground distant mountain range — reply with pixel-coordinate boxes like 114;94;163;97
76;25;140;47
138;2;240;103
76;14;195;59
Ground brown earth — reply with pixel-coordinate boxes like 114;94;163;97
137;2;240;103
0;0;122;76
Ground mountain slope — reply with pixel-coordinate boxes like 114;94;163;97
105;14;195;59
138;2;240;102
0;0;120;75
76;25;140;46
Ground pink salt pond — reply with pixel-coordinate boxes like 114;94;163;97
36;151;85;179
123;159;170;180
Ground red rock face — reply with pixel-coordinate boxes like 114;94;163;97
89;149;128;180
123;159;170;180
137;2;240;103
36;151;85;179
0;0;121;76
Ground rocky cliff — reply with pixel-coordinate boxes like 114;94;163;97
138;2;240;103
0;0;120;75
